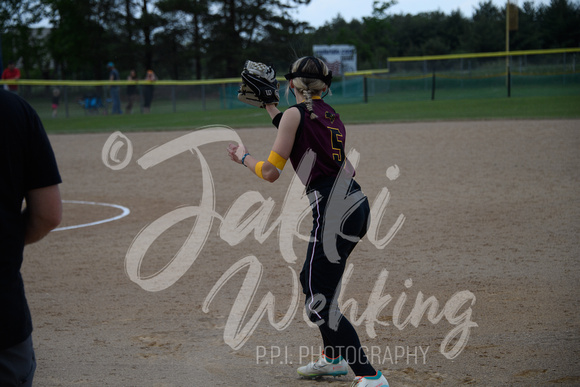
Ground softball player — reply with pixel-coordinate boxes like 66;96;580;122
228;56;389;387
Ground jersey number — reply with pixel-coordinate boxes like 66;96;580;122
329;127;344;162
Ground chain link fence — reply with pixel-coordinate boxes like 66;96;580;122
2;49;578;120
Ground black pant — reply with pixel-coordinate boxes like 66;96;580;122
299;178;375;377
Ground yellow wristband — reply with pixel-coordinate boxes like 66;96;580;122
267;151;287;174
255;161;265;179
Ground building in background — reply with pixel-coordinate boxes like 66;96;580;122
313;45;357;76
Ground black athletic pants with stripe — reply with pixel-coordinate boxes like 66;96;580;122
300;178;376;377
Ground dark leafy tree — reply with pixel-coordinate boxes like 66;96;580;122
204;0;311;77
156;0;210;79
44;0;113;79
509;1;543;50
4;0;579;80
0;0;46;74
538;0;580;48
469;1;504;52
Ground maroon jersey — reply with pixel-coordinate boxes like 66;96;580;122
289;97;352;188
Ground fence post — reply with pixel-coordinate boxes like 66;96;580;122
363;76;368;103
431;61;436;101
563;52;567;85
172;85;176;113
507;66;511;98
64;86;69;118
431;70;436;101
423;59;428;91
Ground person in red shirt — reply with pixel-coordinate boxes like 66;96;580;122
2;61;21;93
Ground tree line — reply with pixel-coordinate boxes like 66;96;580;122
1;0;578;81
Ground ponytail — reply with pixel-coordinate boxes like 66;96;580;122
302;89;318;120
285;56;332;120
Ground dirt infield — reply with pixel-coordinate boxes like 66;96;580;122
23;119;579;386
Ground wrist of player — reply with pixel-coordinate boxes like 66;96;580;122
239;155;262;178
241;152;251;167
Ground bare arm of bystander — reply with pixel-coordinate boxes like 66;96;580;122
23;185;62;244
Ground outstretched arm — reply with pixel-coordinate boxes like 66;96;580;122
228;106;301;183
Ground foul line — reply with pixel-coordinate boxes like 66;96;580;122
53;200;130;231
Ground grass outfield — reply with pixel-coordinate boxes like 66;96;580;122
40;95;580;134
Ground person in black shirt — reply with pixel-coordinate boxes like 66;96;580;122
107;62;122;114
0;89;62;386
126;69;139;114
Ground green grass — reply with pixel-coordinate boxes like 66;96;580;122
338;95;580;123
40;95;580;134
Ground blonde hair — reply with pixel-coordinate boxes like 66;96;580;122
286;57;331;120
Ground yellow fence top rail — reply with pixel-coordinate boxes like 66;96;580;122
388;47;580;62
344;68;390;76
0;69;390;87
1;48;575;86
0;77;244;86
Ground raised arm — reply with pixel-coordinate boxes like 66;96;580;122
265;104;282;120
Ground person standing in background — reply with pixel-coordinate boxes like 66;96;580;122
0;88;62;387
107;62;122;114
143;69;157;114
51;88;60;118
125;69;139;114
2;61;21;94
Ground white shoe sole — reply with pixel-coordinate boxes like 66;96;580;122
297;369;348;378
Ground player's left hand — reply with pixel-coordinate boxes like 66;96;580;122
238;60;279;108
